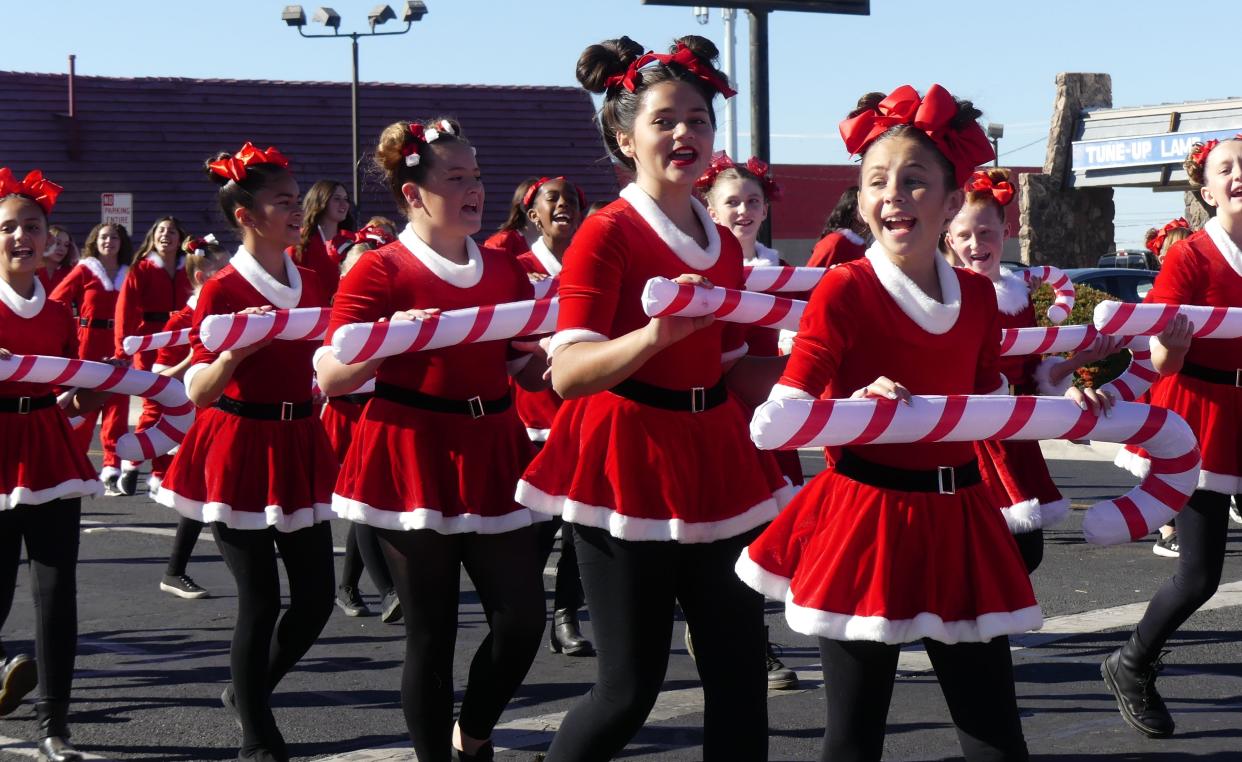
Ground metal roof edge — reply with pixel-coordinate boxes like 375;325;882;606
0;69;582;93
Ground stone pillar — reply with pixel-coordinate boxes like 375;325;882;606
1019;73;1116;267
1184;190;1212;229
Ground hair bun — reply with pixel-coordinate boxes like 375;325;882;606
204;152;234;187
672;35;719;63
577;36;644;93
1144;227;1159;244
949;98;984;130
984;167;1012;185
849;92;886;119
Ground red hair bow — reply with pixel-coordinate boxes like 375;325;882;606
1190;139;1220;170
604;42;736;98
183;233;218;255
1146;217;1191;256
0;168;63;214
694;152;783;202
353;224;396;247
522;176;587;211
208;143;290;183
965;171;1014;206
839;84;994;185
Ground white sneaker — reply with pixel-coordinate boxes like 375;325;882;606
1230;497;1241;525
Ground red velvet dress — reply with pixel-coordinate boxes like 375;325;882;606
327;229;540;534
291;228;352;301
513;240;562;442
482;228;531;259
1115;222;1242;494
807;229;867;269
146;302;195;492
0;277;101;509
155;250;337;531
516;187;791;543
737;248;1040;644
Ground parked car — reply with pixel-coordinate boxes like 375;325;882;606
1097;249;1159;270
1064;268;1157;303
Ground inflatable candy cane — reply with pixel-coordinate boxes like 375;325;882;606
1020;266;1075;324
999;325;1156;402
743;266;825;294
641;277;806;332
0;354;193;461
199;307;331;353
531;277;559;299
332;298;558;364
1094;301;1242;340
121;327;190;357
750;395;1200;546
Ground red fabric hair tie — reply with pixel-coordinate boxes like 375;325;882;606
208;143;290;183
604;42;736;99
1190;139;1220;171
695;151;782;202
401;119;457;168
839;84;994;186
0;168;63;214
1146;217;1191;256
182;233;219;256
522;176;587;212
965;171;1014;206
352;224;396;247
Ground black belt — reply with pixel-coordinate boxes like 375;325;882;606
143;311;170;323
79;317;113;329
214;395;313;421
374;381;510;419
835;450;981;495
337;392;373;406
1179;361;1242;388
0;394;56;415
610;378;727;413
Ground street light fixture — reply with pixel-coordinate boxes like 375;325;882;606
283;3;429;213
693;6;709;23
987;122;1004;167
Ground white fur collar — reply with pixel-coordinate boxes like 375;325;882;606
231;247;302;309
745;242;781;267
620;183;720;271
398;224;484;288
839;228;865;245
1204;217;1242;278
530;238;562;276
993;268;1031;316
186;292;199;310
864;242;961;335
0;275;46;318
79;258;128;291
144;252;183;272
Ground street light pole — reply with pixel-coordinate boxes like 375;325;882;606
351;34;360;207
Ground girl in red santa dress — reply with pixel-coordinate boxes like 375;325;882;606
111;216;192;495
293;180;355;300
516;36;791;762
483;177;540;257
807;185;869;268
0;168;108;762
156;143;337;762
49;221;133;497
148;235;230;601
316;117;549;762
39;226;77;293
944;167;1121;572
735;85;1115;762
1100;137;1241;740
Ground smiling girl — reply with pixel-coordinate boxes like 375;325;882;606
294;180;355;300
39;226;77;292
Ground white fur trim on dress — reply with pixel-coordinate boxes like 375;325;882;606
1204;217;1242;278
839;229;866;246
1200;470;1242;495
231;247;302;309
398;224;484;289
1001;498;1042;534
182;363;211;400
783;598;1043;645
79;258;128;292
745;243;781;268
620;184;721;271
864;243;961;335
1034;356;1073;396
548;328;608;358
735;549;792;601
1114;447;1150;478
525;427;550;443
331;493;549;535
144;253;183;272
0;275;46;318
769;383;816;401
155;486;333;532
0;478;102;510
993;268;1031;316
722;341;749;363
100;466;120;480
529;238;562;277
515;478;789;544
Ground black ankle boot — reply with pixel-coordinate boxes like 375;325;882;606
35;701;82;761
454;741;494;761
1101;633;1175;738
37;736;82;762
549;608;594;656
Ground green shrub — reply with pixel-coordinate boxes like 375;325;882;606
1029;282;1131;388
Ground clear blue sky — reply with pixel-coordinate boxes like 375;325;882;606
7;0;1237;246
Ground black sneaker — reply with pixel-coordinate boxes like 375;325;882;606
161;574;209;599
118;468;139;496
0;654;38;716
1152;533;1179;558
380;589;402;624
335;586;370;617
766;641;799;690
102;473;122;497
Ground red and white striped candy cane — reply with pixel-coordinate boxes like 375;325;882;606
532;277;559;299
0;354;193;461
200;307;331;353
999;325;1156;402
1094;302;1242;340
750;395;1200;546
641;277;806;332
743;266;825;294
121;327;190;357
332;297;558;364
1020;266;1075;324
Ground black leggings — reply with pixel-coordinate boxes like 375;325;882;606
1134;489;1234;657
544;525;768;762
212;521;335;755
0;498;80;728
341;522;393;594
536;517;585;611
819;636;1029;762
164;516;204;577
376;525;545;762
1013;529;1043;575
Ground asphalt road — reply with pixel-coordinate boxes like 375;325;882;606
2;450;1240;761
